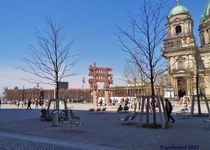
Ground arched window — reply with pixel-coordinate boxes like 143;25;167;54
175;25;182;35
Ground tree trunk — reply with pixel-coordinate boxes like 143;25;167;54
150;58;156;125
55;69;59;112
151;79;156;125
55;82;59;111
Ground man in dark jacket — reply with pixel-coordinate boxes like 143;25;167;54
165;98;175;123
27;99;32;110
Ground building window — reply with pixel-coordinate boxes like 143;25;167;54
175;25;182;35
177;59;185;69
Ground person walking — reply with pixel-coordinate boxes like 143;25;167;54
165;98;175;123
27;99;32;110
99;98;103;106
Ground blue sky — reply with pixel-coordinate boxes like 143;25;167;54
0;0;208;94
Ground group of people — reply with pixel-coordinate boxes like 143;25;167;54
27;99;44;110
117;98;175;123
117;98;130;112
117;104;129;112
16;99;44;110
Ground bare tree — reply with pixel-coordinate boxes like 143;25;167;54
124;59;147;96
116;0;167;124
21;19;76;111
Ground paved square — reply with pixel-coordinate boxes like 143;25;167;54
0;103;209;150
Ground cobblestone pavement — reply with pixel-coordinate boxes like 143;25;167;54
0;103;210;150
0;132;120;150
0;137;79;150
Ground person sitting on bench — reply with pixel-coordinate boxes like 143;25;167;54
124;104;129;111
117;105;123;112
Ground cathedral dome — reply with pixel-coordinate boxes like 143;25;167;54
200;0;210;21
168;5;190;18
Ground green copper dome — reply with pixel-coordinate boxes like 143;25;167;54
168;5;190;18
201;0;210;21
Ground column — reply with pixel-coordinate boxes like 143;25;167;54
104;90;110;106
93;90;98;107
174;77;178;97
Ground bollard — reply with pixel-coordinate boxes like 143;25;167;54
52;110;59;126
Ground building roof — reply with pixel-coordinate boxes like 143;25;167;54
168;5;190;18
200;0;210;21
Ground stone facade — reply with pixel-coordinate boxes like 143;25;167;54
163;2;210;98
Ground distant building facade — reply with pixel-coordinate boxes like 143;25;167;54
3;87;54;101
3;85;164;102
3;87;91;102
110;85;163;97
